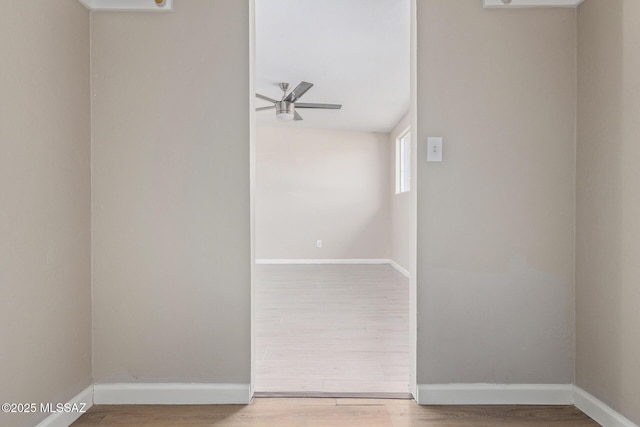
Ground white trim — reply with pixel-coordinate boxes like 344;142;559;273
483;0;583;7
93;383;251;405
416;384;573;405
36;386;93;427
395;126;411;194
408;0;418;399
77;0;173;11
81;0;584;10
30;382;640;427
255;259;391;265
389;260;410;278
574;387;638;427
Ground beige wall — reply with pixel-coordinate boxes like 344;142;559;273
0;1;92;426
576;0;640;423
7;2;639;421
390;113;411;272
416;0;576;384
91;0;251;384
256;126;390;260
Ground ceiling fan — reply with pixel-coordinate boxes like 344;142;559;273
256;81;342;122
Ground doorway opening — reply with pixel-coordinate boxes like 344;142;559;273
251;0;416;398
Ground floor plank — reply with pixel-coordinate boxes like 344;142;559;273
255;264;410;394
72;399;599;426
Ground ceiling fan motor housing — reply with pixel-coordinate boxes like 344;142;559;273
275;101;295;121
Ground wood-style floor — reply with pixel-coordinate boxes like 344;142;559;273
72;398;599;426
254;264;410;394
73;264;599;426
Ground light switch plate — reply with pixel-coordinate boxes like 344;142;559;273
427;137;443;162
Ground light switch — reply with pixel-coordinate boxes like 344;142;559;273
427;137;443;162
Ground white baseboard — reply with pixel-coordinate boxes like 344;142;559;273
255;259;391;265
93;383;252;405
36;385;93;427
416;384;573;405
30;382;640;427
574;387;637;427
389;260;410;278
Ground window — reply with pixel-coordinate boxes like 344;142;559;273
396;129;410;194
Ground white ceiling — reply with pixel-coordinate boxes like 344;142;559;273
255;0;411;133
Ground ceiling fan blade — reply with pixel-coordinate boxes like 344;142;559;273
295;103;342;110
294;111;303;121
256;93;277;103
284;81;314;103
256;105;275;111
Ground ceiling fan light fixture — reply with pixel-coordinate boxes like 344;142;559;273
275;101;295;122
255;81;342;122
277;112;295;121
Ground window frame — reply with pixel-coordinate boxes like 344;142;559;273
396;127;411;194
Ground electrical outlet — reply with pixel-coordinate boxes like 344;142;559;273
316;240;322;248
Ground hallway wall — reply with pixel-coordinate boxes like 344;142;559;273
91;0;252;386
0;1;92;426
576;0;640;423
415;0;577;385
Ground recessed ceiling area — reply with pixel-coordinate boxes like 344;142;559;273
255;0;411;133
